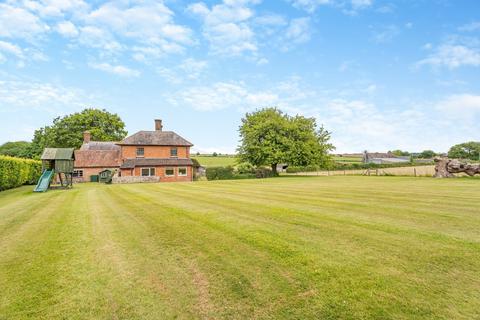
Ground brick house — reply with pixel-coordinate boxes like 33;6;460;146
117;120;194;182
73;120;194;183
73;132;120;182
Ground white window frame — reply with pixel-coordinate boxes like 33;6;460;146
141;167;155;177
165;167;175;177
136;147;145;158
178;167;187;176
170;147;178;158
73;170;83;178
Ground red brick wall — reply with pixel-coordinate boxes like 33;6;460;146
120;166;192;182
73;167;118;183
121;146;189;159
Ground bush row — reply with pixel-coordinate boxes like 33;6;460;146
206;165;274;181
0;156;42;191
286;161;434;173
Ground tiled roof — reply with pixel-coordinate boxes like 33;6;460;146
120;158;194;169
74;150;120;168
80;141;120;151
118;131;193;146
41;148;75;160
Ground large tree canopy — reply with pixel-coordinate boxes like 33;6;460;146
237;108;334;174
448;141;480;161
0;141;33;158
30;108;128;158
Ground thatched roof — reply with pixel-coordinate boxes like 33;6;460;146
120;158;193;169
118;131;193;146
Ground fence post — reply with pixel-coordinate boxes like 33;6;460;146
414;168;417;177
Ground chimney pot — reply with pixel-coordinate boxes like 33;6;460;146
83;131;91;143
155;119;163;131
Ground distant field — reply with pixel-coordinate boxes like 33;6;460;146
333;156;363;163
1;177;479;319
192;155;238;167
288;165;437;177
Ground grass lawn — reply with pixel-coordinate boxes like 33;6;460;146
192;155;238;167
0;176;479;319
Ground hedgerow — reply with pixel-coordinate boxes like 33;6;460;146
0;156;42;191
286;161;434;173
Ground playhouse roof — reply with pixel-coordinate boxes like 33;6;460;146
41;148;75;160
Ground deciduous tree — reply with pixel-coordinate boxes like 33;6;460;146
30;108;127;158
237;108;334;175
448;142;480;161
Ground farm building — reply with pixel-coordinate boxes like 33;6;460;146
362;151;410;164
73;120;194;183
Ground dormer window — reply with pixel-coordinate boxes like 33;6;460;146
136;147;144;157
170;147;178;157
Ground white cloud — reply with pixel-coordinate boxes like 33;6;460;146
371;25;400;43
180;58;208;79
188;1;258;56
285;17;312;46
89;62;140;77
23;0;89;18
290;0;372;14
0;3;50;40
78;26;123;52
56;21;79;37
417;44;480;69
458;22;480;32
0;79;90;113
0;41;24;59
168;82;279;111
436;94;480;117
86;2;193;46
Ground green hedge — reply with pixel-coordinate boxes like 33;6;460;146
206;166;272;181
0;156;42;191
286;161;434;173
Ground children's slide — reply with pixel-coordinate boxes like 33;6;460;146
34;170;54;192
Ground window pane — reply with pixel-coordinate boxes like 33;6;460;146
166;168;174;176
137;148;144;156
150;168;156;176
141;168;149;176
170;148;178;157
179;168;187;176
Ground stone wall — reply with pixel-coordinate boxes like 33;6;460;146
112;176;161;184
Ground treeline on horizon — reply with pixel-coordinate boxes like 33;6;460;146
1;108;479;164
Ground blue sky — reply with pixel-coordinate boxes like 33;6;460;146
0;0;479;153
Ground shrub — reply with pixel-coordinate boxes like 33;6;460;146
206;166;235;180
236;162;255;174
255;167;274;178
0;156;42;191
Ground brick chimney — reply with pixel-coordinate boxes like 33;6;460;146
83;131;91;143
155;119;163;131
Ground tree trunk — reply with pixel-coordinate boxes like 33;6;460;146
434;158;480;177
271;163;278;176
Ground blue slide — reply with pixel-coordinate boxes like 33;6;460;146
34;170;55;192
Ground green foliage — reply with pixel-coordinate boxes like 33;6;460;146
30;108;128;158
206;166;235;180
391;150;410;156
237;108;334;174
286;161;434;173
205;165;263;180
448;142;480;161
417;150;437;159
0;141;33;158
0;156;42;191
